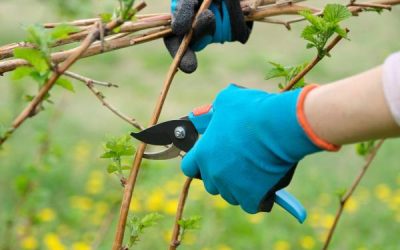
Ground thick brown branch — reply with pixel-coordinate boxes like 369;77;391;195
323;140;385;249
169;178;193;250
111;1;213;249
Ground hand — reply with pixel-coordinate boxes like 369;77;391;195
164;0;253;73
181;84;339;213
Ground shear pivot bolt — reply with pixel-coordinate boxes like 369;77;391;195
174;126;186;139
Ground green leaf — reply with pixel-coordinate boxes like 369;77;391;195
50;24;80;40
13;48;49;73
101;151;117;159
178;216;202;230
56;77;74;92
107;163;119;173
356;140;376;156
140;213;163;227
100;13;113;23
299;10;324;30
334;26;348;39
323;4;352;24
12;66;35;80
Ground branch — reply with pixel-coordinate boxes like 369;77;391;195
1;0;400;73
0;2;147;146
282;28;349;92
111;0;213;249
169;178;193;250
64;71;144;130
323;139;385;249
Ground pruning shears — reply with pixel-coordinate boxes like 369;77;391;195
131;104;307;223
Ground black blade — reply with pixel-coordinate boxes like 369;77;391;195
130;120;199;152
130;121;177;145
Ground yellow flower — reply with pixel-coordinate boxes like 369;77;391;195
374;184;391;202
72;242;91;250
308;212;321;228
164;200;178;215
216;244;232;250
129;198;142;212
91;201;110;225
247;213;264;224
344;197;358;213
163;230;172;243
183;231;196;246
37;208;56;222
146;189;166;211
212;196;228;209
321;214;334;229
73;140;91;167
165;180;181;195
85;171;104;195
70;196;93;211
299;236;315;249
273;240;291;250
21;236;38;250
43;233;66;250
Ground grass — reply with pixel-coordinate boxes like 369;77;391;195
0;0;400;249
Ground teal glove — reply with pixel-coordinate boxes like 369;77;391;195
182;84;339;213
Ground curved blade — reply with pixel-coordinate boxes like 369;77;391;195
131;120;198;152
143;145;182;160
130;121;180;146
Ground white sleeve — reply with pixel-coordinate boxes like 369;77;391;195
382;52;400;126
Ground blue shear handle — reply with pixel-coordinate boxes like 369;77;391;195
188;105;307;223
275;189;307;223
188;104;214;134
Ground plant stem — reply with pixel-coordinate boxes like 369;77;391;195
281;29;349;92
323;139;384;249
169;178;193;250
0;2;146;147
111;1;213;249
64;71;144;130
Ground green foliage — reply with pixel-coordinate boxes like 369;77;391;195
127;213;163;247
12;24;79;99
119;0;137;20
178;216;202;230
178;216;202;243
265;61;308;89
101;135;135;177
300;4;351;57
356;140;376;156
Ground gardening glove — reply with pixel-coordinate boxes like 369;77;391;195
181;84;340;213
164;0;253;73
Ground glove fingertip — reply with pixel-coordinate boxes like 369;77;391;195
181;150;200;178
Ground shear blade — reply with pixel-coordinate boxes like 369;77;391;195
143;145;182;160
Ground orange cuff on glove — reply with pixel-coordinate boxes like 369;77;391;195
297;84;341;152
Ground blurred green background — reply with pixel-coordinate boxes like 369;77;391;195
1;0;400;249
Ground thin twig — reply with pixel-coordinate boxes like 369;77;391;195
323;139;385;249
169;178;193;250
1;0;400;71
64;71;144;130
281;28;349;92
111;1;213;249
64;71;118;88
0;2;147;146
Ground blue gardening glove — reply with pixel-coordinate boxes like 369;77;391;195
182;84;339;213
164;0;253;73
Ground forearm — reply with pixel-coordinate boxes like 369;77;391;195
304;65;400;145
